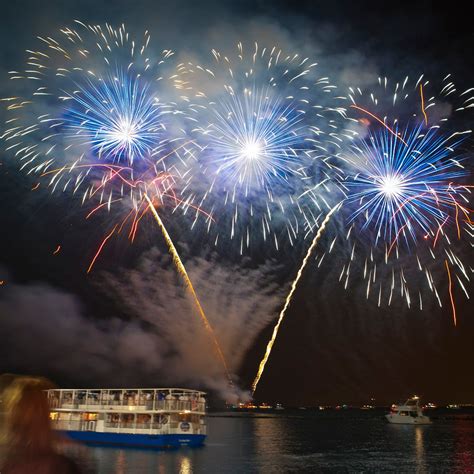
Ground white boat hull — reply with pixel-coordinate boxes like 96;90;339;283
385;414;431;425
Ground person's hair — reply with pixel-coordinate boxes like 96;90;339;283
4;378;55;454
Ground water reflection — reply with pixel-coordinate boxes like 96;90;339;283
115;451;126;474
254;415;287;469
414;426;427;472
453;418;474;472
179;455;192;474
69;444;202;473
60;412;474;473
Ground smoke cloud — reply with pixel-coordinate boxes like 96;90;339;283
0;254;283;401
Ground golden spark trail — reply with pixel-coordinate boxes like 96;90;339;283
252;202;342;394
144;194;233;385
445;259;457;327
420;84;429;126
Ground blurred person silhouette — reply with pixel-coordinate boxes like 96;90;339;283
1;376;81;474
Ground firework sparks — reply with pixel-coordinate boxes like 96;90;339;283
349;104;408;146
1;22;233;380
3;21;473;395
252;202;342;393
195;87;307;192
1;21;183;210
63;70;168;165
0;21;193;267
344;123;468;246
174;41;344;253
145;194;233;385
331;74;474;316
445;259;457;326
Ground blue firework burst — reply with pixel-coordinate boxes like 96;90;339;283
196;87;309;195
63;70;167;165
344;123;468;246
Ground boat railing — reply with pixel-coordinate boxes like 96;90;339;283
47;388;206;413
50;399;205;413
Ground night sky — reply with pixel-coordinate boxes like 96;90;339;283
1;0;474;406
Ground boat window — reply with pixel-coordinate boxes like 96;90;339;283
62;391;74;405
178;413;200;423
169;413;179;428
123;391;137;405
49;392;60;408
82;412;97;421
136;414;151;429
152;413;168;426
120;413;135;428
108;390;122;405
141;390;154;407
105;413;120;428
87;391;100;405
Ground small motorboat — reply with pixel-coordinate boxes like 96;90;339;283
386;396;431;425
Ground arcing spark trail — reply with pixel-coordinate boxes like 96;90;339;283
252;202;342;393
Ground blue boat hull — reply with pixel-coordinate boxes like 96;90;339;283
61;430;206;449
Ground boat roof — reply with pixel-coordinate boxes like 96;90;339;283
46;387;206;395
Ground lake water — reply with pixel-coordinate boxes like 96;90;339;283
63;409;474;473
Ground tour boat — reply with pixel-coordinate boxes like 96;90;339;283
385;396;431;425
47;387;207;448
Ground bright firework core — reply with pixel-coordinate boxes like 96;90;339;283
240;139;264;161
111;118;139;148
379;174;404;197
199;88;308;193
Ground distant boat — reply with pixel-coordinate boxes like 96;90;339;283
230;402;257;410
386;396;431;425
47;387;207;448
275;403;284;410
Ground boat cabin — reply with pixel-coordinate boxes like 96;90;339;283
46;388;206;437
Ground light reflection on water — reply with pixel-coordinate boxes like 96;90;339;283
179;456;192;474
415;426;427;472
60;410;474;473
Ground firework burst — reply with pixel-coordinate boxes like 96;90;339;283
345;123;469;246
2;21;184;211
329;75;474;317
1;22;233;382
251;75;474;392
174;42;345;253
64;70;167;165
